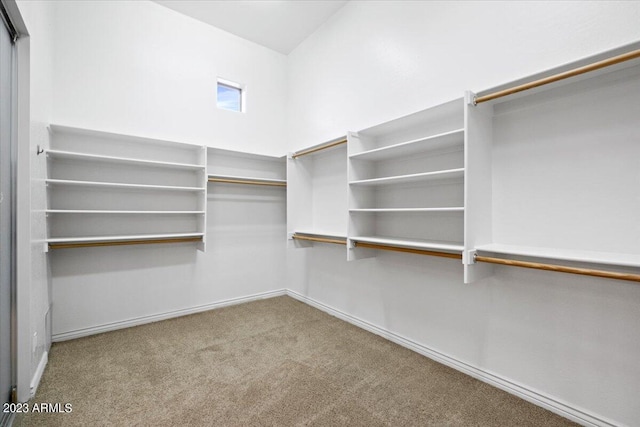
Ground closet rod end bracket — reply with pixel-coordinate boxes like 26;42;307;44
465;91;478;106
463;249;478;265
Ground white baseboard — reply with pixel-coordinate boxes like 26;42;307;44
30;351;48;397
52;289;287;342
285;289;617;427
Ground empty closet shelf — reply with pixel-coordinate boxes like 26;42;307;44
207;174;286;186
45;179;205;192
47;232;204;243
349;129;464;161
45;149;205;170
349;168;464;186
350;207;464;213
45;210;205;214
351;236;464;253
292;231;347;245
291;137;347;158
47;233;204;250
476;243;640;269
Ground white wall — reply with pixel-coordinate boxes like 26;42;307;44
287;1;640;148
53;0;287;156
47;1;288;338
16;0;54;400
286;1;640;425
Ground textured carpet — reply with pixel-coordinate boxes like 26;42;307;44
15;296;575;426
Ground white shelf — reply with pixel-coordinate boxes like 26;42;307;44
46;149;205;170
350;129;464;161
45;210;204;214
47;232;204;244
350;236;464;253
45;179;205;192
350;207;464;213
208;174;286;185
349;168;464;187
294;230;347;240
476;243;640;268
49;124;203;150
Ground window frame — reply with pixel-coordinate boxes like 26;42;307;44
216;78;244;113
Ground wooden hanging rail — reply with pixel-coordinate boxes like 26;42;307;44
208;177;286;187
292;137;347;159
292;234;347;245
49;236;203;250
354;241;462;260
474;48;640;104
474;254;640;283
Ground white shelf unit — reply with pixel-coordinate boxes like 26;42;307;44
46;125;207;250
287;137;348;247
465;47;640;282
347;99;466;261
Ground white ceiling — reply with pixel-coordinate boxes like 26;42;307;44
154;0;348;55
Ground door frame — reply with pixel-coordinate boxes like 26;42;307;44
0;0;30;409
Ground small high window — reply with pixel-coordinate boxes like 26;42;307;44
217;78;243;112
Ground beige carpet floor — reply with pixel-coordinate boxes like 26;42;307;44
15;296;575;426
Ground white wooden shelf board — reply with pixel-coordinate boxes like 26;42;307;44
45;179;205;192
208;174;286;184
47;232;204;244
46;149;204;170
207;146;284;162
45;210;205;214
350;207;464;213
350;129;464;161
476;243;640;268
294;230;348;240
349;168;464;187
292;136;347;158
351;236;464;253
49;124;203;150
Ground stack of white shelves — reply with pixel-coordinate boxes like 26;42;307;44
45;125;207;250
347;99;466;260
287;137;348;246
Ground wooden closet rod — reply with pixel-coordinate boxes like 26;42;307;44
49;237;203;250
474;48;640;104
355;242;462;260
208;177;286;187
292;234;346;245
474;254;640;283
292;138;347;159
